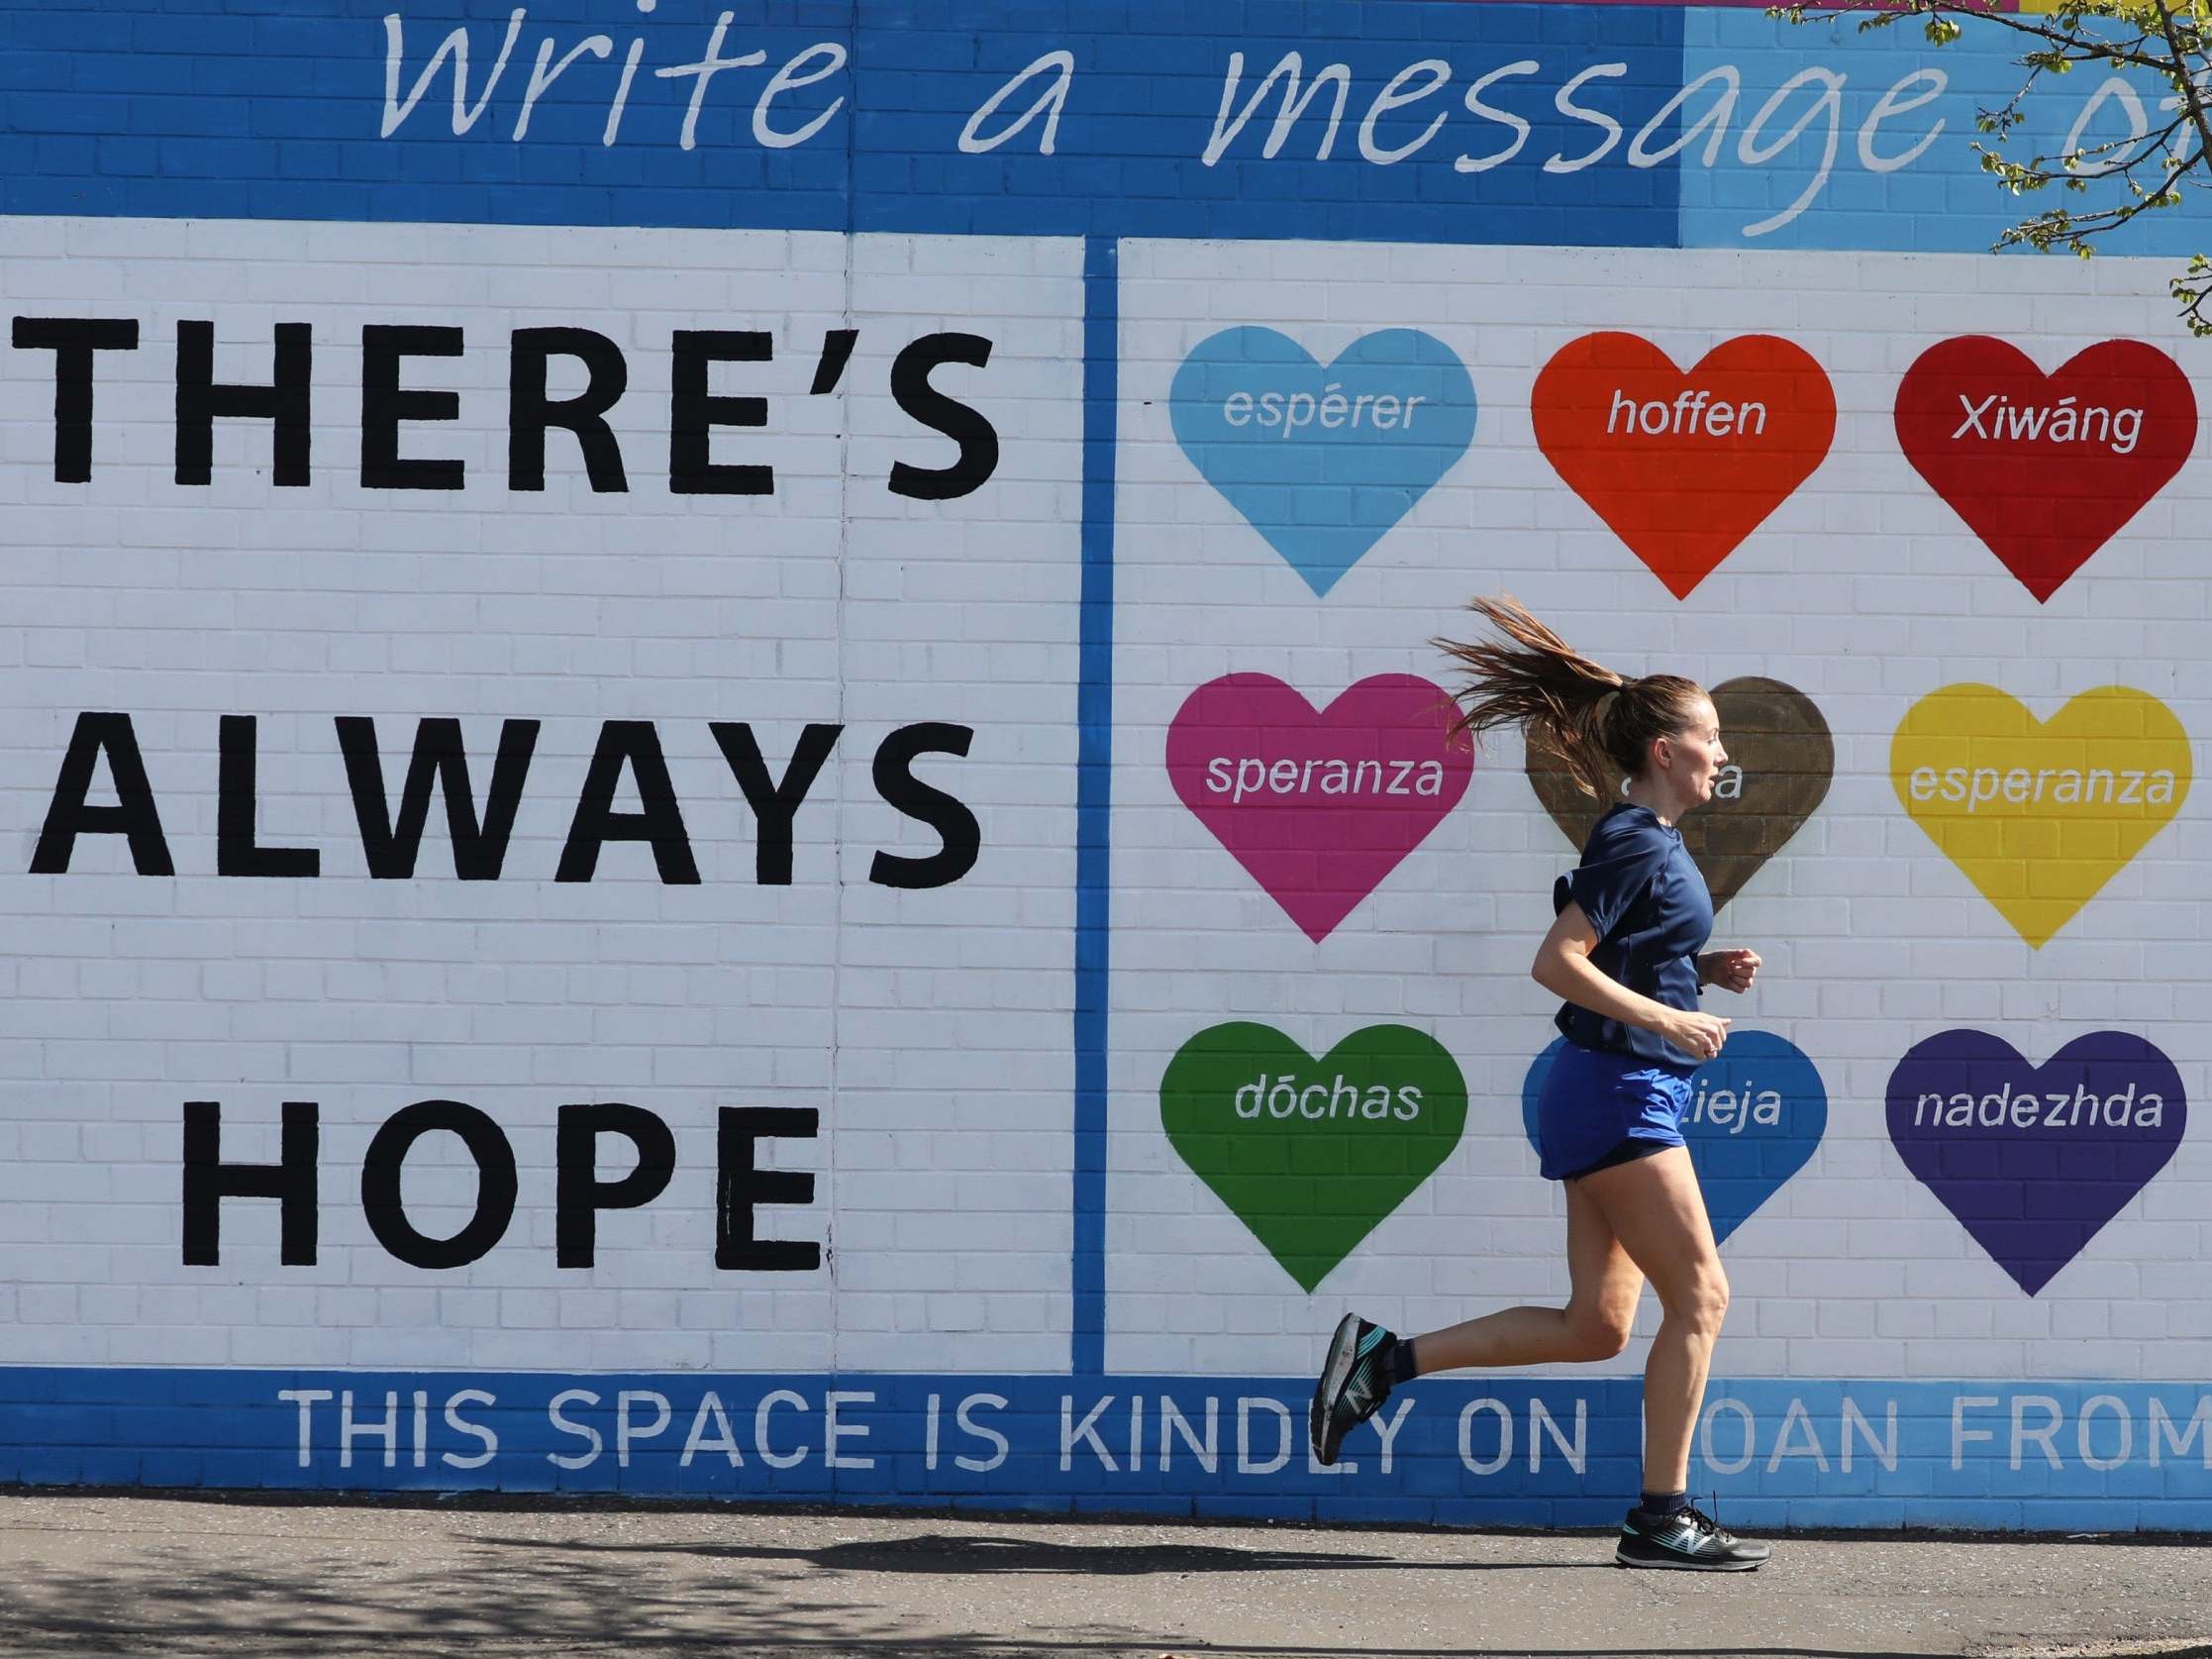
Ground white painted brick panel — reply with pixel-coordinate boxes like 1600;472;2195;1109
1108;239;2212;1383
0;220;1082;1375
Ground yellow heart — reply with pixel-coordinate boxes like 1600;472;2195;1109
1891;684;2191;948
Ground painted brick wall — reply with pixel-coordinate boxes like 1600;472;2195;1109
1;0;2209;1529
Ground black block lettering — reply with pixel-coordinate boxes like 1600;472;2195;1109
174;320;312;486
337;716;540;880
716;1106;820;1272
217;715;320;878
10;316;139;482
554;720;700;883
888;332;997;500
869;722;979;888
181;1099;319;1266
509;327;629;492
30;711;173;876
359;1100;517;1270
669;329;771;495
555;1102;676;1269
709;721;841;884
360;324;464;490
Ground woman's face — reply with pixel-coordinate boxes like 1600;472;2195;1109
1662;697;1728;804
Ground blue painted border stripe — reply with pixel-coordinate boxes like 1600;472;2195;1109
1071;235;1117;1377
8;1369;2208;1531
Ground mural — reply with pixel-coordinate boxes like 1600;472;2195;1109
1886;1030;2187;1296
1893;338;2196;602
1170;329;1479;597
1160;1022;1468;1293
1166;674;1472;942
0;0;2208;1530
1533;334;1836;599
1521;1032;1829;1247
1889;684;2192;947
1526;676;1834;912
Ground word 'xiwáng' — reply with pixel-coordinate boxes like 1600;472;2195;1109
1950;393;2145;456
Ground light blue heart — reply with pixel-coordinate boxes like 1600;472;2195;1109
1520;1032;1828;1246
1170;327;1476;597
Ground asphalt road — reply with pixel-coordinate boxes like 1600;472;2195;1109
0;1493;2206;1658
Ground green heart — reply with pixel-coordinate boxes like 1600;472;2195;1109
1159;1023;1468;1293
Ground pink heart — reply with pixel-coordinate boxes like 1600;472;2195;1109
1167;674;1474;942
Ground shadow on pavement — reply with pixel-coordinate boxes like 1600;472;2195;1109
467;1529;1608;1575
0;1531;1977;1658
0;1538;903;1654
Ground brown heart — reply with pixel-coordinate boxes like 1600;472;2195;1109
1525;676;1833;912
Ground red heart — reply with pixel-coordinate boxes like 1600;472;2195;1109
1534;333;1835;600
1894;337;2196;602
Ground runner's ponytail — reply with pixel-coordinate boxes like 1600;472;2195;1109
1433;596;1706;798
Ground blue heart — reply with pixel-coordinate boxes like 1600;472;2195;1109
1520;1032;1828;1246
1170;328;1477;597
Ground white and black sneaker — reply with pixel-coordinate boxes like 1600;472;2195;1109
1309;1312;1397;1467
1616;1501;1771;1571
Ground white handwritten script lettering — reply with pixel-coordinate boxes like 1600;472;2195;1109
363;11;2176;239
1951;393;2145;454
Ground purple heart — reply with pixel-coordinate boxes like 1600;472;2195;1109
1886;1029;2186;1296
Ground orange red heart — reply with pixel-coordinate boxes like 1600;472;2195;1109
1534;333;1836;599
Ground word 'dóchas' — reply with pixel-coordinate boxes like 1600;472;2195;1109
1233;1073;1427;1122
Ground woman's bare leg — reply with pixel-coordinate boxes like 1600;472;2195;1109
1576;1146;1729;1493
1402;1175;1645;1374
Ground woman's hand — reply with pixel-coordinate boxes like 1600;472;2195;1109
1665;1009;1733;1062
1698;948;1760;993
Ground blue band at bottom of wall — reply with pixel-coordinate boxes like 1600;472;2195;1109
2;1370;2206;1530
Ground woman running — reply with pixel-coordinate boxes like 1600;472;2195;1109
1307;596;1769;1571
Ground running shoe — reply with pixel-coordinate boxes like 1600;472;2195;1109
1615;1501;1771;1571
1308;1312;1396;1467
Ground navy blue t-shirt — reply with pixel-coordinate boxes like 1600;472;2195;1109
1552;802;1714;1070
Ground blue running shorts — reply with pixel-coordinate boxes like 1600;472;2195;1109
1536;1039;1693;1183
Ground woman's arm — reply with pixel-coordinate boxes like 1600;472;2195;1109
1533;901;1730;1062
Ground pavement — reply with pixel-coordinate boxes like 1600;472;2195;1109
0;1493;2206;1658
